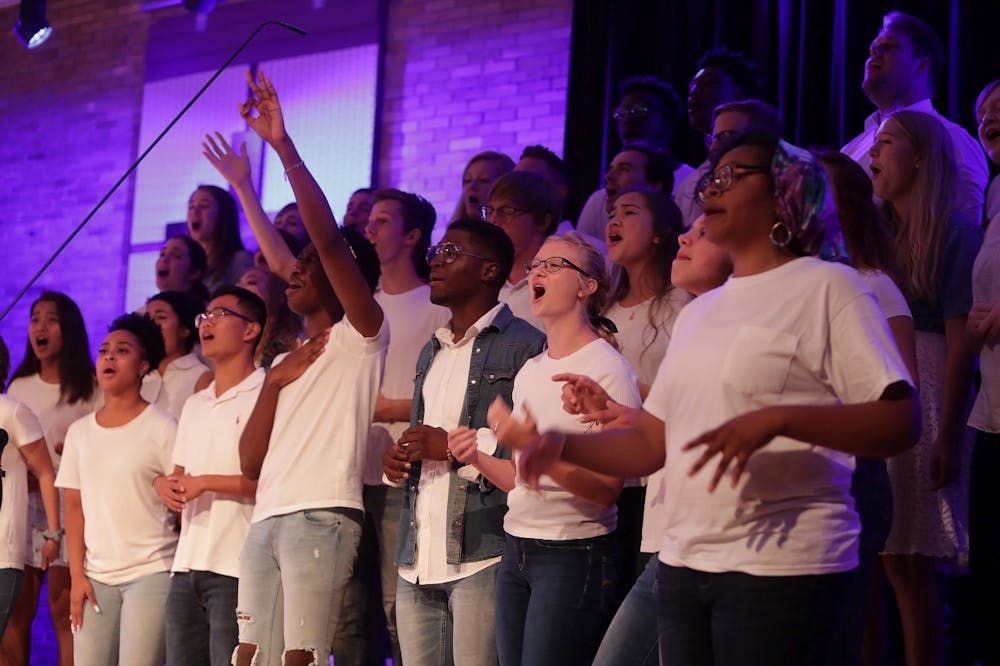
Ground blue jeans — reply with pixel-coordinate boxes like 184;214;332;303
593;554;659;666
236;508;362;665
655;562;850;666
0;568;24;635
165;570;239;666
73;571;172;666
495;532;617;666
395;564;499;666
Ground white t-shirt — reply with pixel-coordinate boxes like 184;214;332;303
504;338;641;540
253;316;389;522
576;163;696;240
365;286;450;485
0;396;44;570
500;277;544;332
141;353;210;420
55;405;178;586
171;368;264;578
7;374;99;471
645;257;912;576
842;99;988;221
605;289;691;388
398;303;505;586
970;187;1000;433
858;269;911;320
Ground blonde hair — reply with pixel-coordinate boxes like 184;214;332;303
549;231;617;349
882;110;958;304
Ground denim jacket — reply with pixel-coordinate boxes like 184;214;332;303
395;304;545;566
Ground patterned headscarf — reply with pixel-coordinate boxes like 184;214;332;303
770;140;848;262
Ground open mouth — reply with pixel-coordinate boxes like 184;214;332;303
34;336;49;350
870;164;882;179
607;231;623;244
530;283;546;302
100;366;117;378
985;127;1000;143
156;268;169;278
189;221;201;232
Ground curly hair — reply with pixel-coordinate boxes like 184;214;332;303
107;312;167;374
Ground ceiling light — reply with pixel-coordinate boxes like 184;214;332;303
13;0;52;49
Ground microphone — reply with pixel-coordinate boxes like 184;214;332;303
0;20;307;322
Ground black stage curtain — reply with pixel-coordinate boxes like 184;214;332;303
563;0;999;222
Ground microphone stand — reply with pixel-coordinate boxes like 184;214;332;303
0;20;306;322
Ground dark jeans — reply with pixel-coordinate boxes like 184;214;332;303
495;532;617;666
0;568;24;635
655;562;850;666
165;570;239;666
593;554;659;666
971;429;1000;666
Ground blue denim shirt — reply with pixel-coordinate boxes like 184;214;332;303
395;304;545;566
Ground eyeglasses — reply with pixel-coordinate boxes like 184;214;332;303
696;163;771;203
481;205;527;223
707;128;737;145
426;241;492;265
612;104;653;121
525;256;591;277
194;306;255;329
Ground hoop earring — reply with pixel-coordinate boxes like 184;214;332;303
769;218;792;248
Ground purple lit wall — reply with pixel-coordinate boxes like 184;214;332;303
0;0;572;373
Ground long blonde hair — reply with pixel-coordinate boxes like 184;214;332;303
881;110;958;304
549;231;617;349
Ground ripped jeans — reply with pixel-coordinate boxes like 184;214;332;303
235;508;362;665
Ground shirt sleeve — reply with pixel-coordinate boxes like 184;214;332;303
939;218;984;320
172;404;195;469
54;419;84;490
8;400;44;448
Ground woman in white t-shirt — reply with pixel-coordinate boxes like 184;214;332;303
142;291;212;418
507;134;918;664
3;291;99;666
56;313;178;666
449;232;642;666
0;337;62;636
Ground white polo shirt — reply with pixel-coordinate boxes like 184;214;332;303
253;316;389;523
171;368;265;578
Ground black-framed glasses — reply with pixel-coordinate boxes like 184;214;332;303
481;205;527;223
695;163;771;203
525;256;591;277
426;242;492;265
612;104;652;121
194;306;255;328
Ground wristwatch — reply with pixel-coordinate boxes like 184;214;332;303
42;529;64;541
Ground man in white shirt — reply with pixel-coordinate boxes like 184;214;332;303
841;11;988;220
158;286;266;666
229;71;388;666
383;220;546;666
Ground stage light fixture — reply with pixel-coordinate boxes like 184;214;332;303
183;0;217;13
13;0;52;49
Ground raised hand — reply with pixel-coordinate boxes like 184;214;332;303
203;132;253;189
240;69;288;147
682;407;784;491
448;427;480;465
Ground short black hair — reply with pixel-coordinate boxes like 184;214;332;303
147;290;205;354
352;187;374;197
519;145;568;188
882;11;944;92
342;227;381;293
210;285;268;351
697;48;762;99
620;75;682;125
0;335;9;391
108;313;166;375
447;219;515;288
621;142;674;193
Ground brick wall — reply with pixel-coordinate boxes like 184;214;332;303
0;0;572;368
379;0;572;234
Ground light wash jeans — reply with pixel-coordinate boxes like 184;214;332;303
236;508;362;665
73;570;171;666
395;564;499;666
